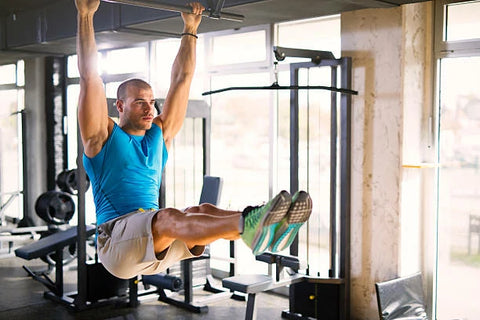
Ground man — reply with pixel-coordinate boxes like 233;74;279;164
75;0;312;280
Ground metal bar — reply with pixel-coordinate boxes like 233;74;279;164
245;293;257;320
75;121;88;308
182;259;193;303
339;57;352;320
289;65;299;257
20;109;28;226
101;0;245;22
329;66;338;278
273;46;335;63
202;85;358;96
0;193;19;213
129;277;139;307
210;0;226;18
55;249;64;296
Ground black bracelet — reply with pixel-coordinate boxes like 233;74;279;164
181;32;198;39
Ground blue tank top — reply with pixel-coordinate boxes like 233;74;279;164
83;122;168;225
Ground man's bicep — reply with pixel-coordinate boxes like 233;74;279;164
77;77;110;155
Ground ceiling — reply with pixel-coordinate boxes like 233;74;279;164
0;0;428;65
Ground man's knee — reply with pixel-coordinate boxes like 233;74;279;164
153;208;182;233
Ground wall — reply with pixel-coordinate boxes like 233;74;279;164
341;2;432;318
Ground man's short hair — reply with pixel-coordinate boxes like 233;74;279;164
117;78;152;100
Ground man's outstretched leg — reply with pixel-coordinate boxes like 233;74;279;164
97;190;311;279
152;190;292;255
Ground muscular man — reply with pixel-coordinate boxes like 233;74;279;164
75;0;312;279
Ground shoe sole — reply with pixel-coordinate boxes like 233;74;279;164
251;190;291;255
270;191;312;253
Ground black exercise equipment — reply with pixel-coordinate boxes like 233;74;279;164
35;191;75;225
206;47;353;319
143;274;183;291
375;272;428;320
273;46;336;64
56;168;90;195
15;225;96;298
285;278;345;320
0;191;23;227
15;225;139;308
39;227;77;267
202;47;358;97
284;50;352;320
101;0;245;22
222;252;305;320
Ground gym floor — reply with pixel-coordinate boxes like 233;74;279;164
0;256;290;320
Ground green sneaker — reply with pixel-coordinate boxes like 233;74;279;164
241;190;291;255
270;191;312;253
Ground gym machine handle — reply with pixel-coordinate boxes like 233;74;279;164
100;0;245;22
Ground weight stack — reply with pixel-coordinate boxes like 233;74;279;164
86;261;129;302
283;279;345;320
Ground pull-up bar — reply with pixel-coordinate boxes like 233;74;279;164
101;0;245;22
202;83;358;96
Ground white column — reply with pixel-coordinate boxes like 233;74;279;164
341;2;433;318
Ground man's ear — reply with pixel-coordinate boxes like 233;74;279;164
116;99;123;113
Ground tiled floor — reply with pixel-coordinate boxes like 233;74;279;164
0;255;291;320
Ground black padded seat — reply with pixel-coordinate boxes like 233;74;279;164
15;225;96;260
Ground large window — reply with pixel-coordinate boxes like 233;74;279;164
437;56;480;320
205;17;340;276
0;62;24;225
435;1;480;319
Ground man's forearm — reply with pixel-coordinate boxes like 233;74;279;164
77;12;99;80
170;30;197;86
154;3;204;147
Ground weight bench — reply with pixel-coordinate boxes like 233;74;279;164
15;225;96;297
222;253;306;320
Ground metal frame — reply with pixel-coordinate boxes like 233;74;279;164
201;46;354;318
101;0;245;22
434;0;480;59
287;53;352;320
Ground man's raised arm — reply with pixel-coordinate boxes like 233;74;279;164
75;0;110;158
154;2;205;150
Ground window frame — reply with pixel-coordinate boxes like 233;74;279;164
435;0;480;58
432;1;480;319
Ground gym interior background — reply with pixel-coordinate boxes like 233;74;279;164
1;0;480;319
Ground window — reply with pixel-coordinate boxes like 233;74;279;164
210;29;267;66
276;15;341;59
436;56;480;320
445;1;480;41
434;1;480;319
0;64;17;84
0;62;24;224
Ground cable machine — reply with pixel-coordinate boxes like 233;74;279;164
204;47;354;320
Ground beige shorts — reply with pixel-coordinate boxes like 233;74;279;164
97;209;205;279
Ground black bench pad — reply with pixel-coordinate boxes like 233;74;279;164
15;225;96;260
222;273;304;294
